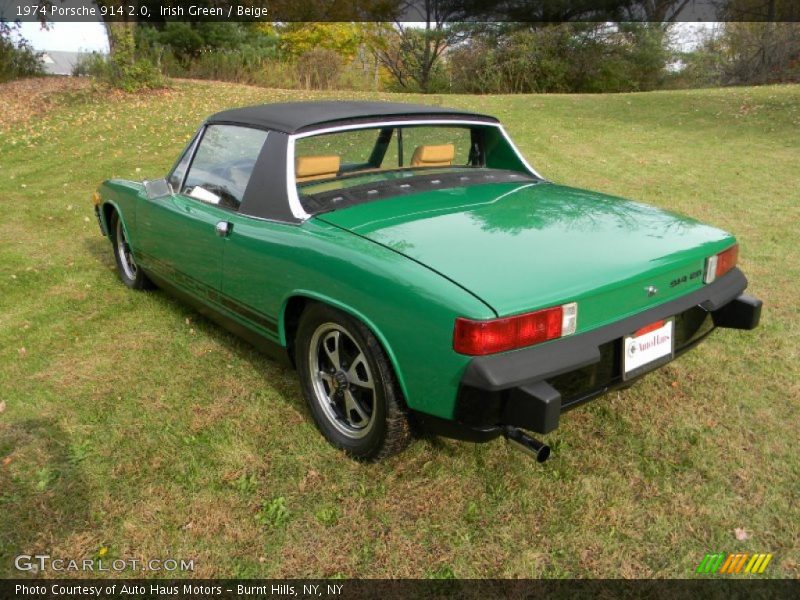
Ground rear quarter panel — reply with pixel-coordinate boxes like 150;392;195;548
222;215;496;419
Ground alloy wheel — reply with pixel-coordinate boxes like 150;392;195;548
308;322;377;439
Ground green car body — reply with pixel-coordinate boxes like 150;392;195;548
93;101;761;460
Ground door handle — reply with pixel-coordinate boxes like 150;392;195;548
215;221;232;237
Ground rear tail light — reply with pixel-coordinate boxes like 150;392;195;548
704;244;738;284
454;302;577;356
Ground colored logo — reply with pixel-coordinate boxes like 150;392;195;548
696;553;773;574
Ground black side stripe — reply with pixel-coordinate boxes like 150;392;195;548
138;251;278;334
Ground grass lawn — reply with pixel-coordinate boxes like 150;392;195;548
0;77;798;579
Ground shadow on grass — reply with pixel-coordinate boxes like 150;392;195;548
82;236;307;415
0;418;91;577
84;236;113;269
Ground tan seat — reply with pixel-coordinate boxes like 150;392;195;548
410;144;455;167
296;155;340;183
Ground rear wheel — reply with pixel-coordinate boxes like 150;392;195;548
295;303;412;461
111;211;152;290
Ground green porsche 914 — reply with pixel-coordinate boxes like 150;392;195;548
92;101;762;462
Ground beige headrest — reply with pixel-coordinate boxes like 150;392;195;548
410;144;455;167
296;155;340;182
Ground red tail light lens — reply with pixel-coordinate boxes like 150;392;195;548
454;305;564;356
704;244;739;284
716;244;738;278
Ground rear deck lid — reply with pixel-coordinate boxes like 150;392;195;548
317;181;735;331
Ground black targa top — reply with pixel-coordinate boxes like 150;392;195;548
197;101;506;224
206;101;499;134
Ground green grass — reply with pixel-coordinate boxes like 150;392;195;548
0;78;798;579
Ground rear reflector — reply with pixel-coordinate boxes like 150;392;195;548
454;302;577;356
704;244;739;284
634;319;665;337
561;302;578;336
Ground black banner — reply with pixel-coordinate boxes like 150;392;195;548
2;579;800;600
1;0;800;23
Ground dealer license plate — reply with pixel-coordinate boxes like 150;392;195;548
622;318;675;380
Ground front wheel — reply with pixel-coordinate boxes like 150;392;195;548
111;212;152;290
295;303;412;461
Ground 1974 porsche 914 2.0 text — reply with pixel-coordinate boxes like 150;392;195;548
93;101;762;461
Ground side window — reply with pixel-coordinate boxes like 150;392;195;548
182;125;268;211
167;135;196;193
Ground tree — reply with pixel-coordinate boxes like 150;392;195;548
718;22;800;85
448;21;673;94
373;0;473;92
276;22;367;60
0;20;43;82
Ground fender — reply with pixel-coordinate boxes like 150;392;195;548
278;291;411;403
100;199;141;257
98;180;144;258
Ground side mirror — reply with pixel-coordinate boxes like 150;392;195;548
143;178;172;200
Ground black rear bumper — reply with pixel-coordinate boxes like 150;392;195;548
416;268;761;441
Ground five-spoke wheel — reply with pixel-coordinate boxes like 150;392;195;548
296;303;412;460
310;323;377;439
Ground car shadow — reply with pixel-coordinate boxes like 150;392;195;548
81;238;308;420
0;418;91;577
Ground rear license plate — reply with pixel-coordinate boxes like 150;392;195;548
622;318;675;380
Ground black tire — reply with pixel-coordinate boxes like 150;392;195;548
295;303;412;461
110;211;153;290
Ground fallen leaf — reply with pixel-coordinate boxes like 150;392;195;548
18;347;26;357
735;528;749;541
2;456;11;467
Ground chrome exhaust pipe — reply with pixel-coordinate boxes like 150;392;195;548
503;426;551;463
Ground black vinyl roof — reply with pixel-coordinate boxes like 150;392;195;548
206;101;498;134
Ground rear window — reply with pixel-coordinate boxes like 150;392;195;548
293;122;538;214
294;125;476;187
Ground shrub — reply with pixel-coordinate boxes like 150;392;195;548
72;52;106;77
296;47;342;90
449;24;670;94
93;25;165;92
0;24;43;82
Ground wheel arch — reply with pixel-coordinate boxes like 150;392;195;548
101;200;124;240
279;292;411;406
101;199;141;255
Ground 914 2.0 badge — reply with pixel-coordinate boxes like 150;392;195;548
670;269;703;288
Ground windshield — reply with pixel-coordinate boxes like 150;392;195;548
293;123;537;214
